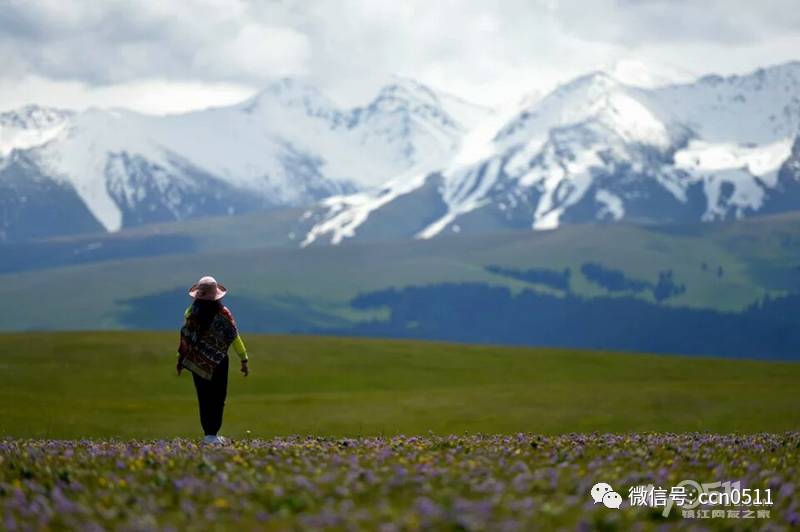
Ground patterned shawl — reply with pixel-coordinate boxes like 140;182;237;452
178;304;238;380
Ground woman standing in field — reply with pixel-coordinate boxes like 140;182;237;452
176;276;249;445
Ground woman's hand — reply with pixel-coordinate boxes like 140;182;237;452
241;360;249;377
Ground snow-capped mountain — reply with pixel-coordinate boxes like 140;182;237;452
4;62;800;245
302;62;800;245
0;78;477;241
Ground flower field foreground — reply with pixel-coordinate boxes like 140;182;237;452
1;433;797;530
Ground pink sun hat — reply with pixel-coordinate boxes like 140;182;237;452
188;275;227;301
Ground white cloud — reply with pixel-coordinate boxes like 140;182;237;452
0;0;309;84
193;24;311;79
0;0;798;113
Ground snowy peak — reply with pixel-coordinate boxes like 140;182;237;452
371;78;444;110
357;77;491;133
352;77;463;135
494;71;673;150
239;78;341;122
0;105;73;157
494;71;621;142
324;78;472;184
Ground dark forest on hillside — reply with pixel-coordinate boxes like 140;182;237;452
344;283;799;360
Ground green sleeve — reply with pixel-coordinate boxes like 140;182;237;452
232;335;248;361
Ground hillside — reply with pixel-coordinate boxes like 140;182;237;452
1;332;798;438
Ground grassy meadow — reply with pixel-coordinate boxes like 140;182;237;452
2;332;799;439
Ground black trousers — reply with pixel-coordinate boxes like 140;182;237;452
192;356;229;436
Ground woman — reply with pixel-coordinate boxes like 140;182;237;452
176;276;249;445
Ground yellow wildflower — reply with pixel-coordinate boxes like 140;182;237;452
214;498;229;509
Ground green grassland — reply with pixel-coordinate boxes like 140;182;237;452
1;332;798;439
2;212;800;331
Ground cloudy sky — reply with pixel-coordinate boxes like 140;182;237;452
1;0;799;114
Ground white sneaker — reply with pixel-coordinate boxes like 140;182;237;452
215;435;227;445
202;435;217;445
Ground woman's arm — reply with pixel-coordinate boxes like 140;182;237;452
233;334;249;376
176;305;192;374
176;305;192;359
231;335;248;361
222;306;250;376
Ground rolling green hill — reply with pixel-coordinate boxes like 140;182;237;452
1;332;798;439
2;212;800;333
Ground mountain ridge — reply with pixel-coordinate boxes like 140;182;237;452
301;61;800;245
3;61;800;244
0;77;475;241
